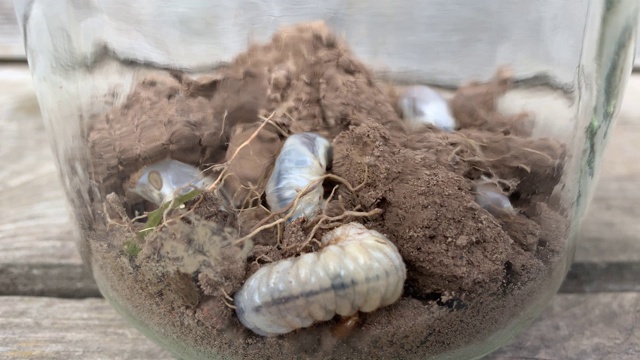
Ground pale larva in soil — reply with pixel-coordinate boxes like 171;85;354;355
473;180;516;217
234;222;406;337
398;85;456;132
265;132;332;221
129;158;213;206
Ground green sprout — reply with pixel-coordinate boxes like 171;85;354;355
124;239;142;258
139;190;203;238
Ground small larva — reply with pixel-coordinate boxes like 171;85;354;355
234;222;406;337
398;85;456;132
473;181;516;217
265;132;332;221
129;158;213;206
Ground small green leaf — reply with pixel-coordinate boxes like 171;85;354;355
124;239;142;258
139;190;203;238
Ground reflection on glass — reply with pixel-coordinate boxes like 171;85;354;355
16;0;638;359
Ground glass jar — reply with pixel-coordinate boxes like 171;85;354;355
15;1;638;359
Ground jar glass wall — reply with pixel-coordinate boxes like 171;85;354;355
15;1;639;359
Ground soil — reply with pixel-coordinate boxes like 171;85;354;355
84;21;569;360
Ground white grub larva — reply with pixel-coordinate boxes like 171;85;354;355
473;181;516;217
129;158;213;206
265;132;332;221
398;85;456;132
234;222;406;337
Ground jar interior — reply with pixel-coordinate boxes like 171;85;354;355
20;1;639;359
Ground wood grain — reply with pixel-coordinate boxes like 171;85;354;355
0;297;172;360
1;65;640;293
0;0;24;59
0;263;99;298
488;292;640;360
575;76;640;262
0;65;76;265
561;262;640;293
0;294;637;360
0;65;639;359
0;65;88;297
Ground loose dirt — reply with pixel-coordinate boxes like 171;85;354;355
84;21;568;360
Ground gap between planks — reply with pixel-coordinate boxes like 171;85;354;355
2;260;638;299
0;293;638;360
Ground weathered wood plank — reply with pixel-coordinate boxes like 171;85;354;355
487;292;640;360
575;76;640;262
0;65;90;298
1;66;640;294
561;262;640;293
0;0;24;59
7;259;632;299
0;65;76;265
0;263;99;298
0;297;172;360
0;294;637;360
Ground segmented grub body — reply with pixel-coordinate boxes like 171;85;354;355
265;132;332;220
234;223;406;337
129;158;213;206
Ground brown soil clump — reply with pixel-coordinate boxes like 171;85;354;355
331;123;541;298
83;21;569;360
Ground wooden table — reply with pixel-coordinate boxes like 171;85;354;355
1;5;640;358
1;63;639;360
